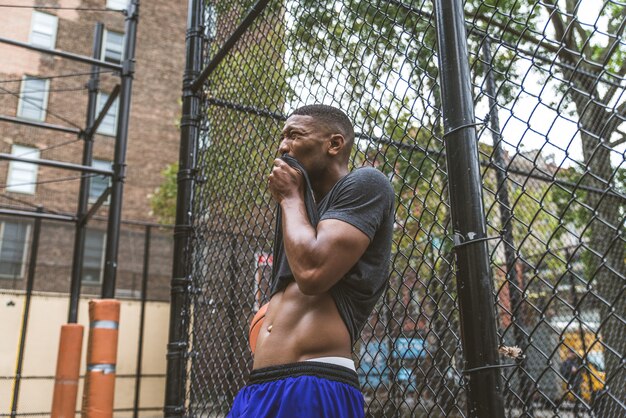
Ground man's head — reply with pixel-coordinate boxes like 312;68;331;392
290;104;355;151
279;105;355;175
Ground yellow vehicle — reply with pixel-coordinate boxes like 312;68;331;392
559;332;606;404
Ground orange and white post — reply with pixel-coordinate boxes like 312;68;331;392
81;299;121;418
51;324;84;418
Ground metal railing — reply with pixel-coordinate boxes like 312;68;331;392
0;1;177;415
0;216;172;416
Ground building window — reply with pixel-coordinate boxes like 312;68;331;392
101;29;124;64
17;76;49;121
96;92;119;136
0;220;30;278
6;145;40;194
29;11;58;49
82;229;106;283
89;160;112;203
106;0;128;10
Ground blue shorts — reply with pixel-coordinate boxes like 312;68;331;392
227;361;365;418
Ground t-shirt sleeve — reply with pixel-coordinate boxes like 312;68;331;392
320;168;394;240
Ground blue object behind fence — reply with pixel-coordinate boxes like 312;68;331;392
358;338;426;391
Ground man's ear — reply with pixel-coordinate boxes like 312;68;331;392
327;133;345;156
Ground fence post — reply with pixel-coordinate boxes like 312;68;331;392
69;22;103;323
481;38;533;412
133;225;151;417
9;209;42;417
101;0;140;298
81;1;138;414
50;23;102;418
227;236;238;403
433;1;505;416
164;0;203;415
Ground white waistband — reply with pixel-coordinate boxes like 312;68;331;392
305;356;356;372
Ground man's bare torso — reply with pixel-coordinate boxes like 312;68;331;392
252;282;352;369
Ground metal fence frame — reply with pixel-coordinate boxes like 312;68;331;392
0;219;168;417
166;0;625;416
0;1;157;416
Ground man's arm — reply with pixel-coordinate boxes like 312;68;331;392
269;158;370;295
280;197;370;295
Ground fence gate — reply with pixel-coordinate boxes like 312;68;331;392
166;0;626;417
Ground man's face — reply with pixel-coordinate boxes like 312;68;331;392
279;115;329;174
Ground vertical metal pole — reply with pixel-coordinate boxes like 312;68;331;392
433;1;505;417
382;284;400;417
566;248;591;414
227;236;238;403
101;0;140;298
10;210;42;417
164;0;202;415
482;39;533;412
68;22;103;323
133;225;151;418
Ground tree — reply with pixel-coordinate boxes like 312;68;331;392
149;162;178;225
517;3;626;413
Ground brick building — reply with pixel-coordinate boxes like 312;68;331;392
0;0;187;301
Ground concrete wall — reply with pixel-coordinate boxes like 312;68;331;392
0;291;169;417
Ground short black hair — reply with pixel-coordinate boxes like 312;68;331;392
290;104;355;144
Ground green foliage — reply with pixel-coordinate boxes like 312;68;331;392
152;8;290;228
483;167;567;284
150;162;178;225
196;26;288;227
286;0;625;290
549;165;626;278
362;124;449;277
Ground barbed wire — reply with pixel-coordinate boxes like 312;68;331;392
11;138;83;159
0;86;91;96
0;173;99;190
0;5;124;13
0;193;47;212
0;85;81;129
0;70;117;84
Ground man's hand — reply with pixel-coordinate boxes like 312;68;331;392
268;158;303;203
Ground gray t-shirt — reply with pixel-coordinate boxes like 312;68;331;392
271;166;395;344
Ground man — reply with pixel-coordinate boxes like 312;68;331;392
228;105;395;417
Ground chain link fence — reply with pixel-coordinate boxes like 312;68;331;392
169;0;625;416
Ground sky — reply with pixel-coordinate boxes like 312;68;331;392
477;0;625;168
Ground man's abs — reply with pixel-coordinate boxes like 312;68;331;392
252;282;352;369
